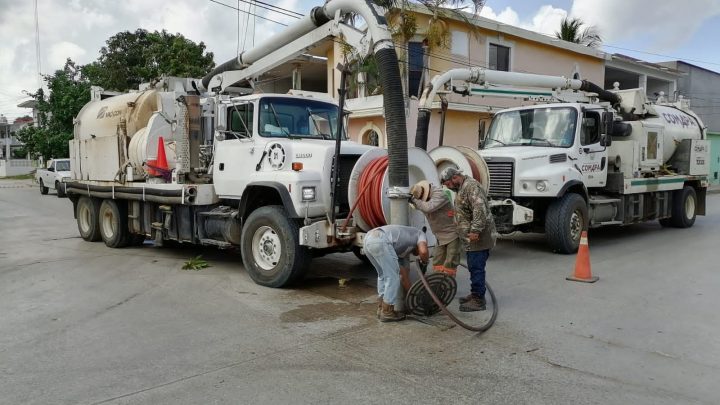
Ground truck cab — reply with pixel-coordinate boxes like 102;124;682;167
480;102;615;252
211;93;374;225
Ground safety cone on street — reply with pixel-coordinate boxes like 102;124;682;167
566;231;598;283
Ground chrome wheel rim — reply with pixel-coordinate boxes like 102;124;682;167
685;194;696;220
252;226;281;271
79;204;91;233
570;210;583;242
101;206;116;239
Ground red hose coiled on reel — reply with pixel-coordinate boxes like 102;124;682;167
357;156;388;229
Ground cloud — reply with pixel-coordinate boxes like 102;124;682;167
480;0;720;52
570;0;720;49
48;42;86;69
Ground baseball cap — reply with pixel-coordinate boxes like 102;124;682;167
440;167;462;183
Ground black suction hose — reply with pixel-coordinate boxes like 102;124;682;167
414;264;498;334
374;47;409;190
415;109;431;150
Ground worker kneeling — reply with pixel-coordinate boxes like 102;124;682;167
363;225;429;322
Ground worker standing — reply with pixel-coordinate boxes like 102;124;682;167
440;167;496;312
409;180;461;277
363;225;429;322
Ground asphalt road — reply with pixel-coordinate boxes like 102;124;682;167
1;179;719;405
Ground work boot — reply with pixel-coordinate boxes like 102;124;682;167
459;294;473;304
459;294;486;312
376;296;383;319
380;302;406;322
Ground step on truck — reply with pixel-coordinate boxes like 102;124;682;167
65;0;415;287
416;67;709;253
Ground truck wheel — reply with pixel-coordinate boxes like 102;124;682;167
663;186;697;228
240;205;310;288
545;193;588;254
76;197;101;242
55;181;66;198
39;179;48;195
352;246;371;265
98;199;130;248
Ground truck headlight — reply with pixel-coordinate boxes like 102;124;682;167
535;181;547;192
302;186;316;201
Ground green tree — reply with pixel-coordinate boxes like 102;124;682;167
555;17;602;48
83;29;215;92
16;59;91;160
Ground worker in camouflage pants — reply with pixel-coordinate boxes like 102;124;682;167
409;180;461;277
440;167;497;312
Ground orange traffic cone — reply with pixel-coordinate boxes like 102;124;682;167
566;231;598;283
156;136;168;171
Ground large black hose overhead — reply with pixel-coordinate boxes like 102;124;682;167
580;80;621;106
375;47;409;192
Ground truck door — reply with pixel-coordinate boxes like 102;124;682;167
640;124;663;172
45;161;56;185
577;110;608;188
213;102;257;197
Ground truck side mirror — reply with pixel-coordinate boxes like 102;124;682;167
602;112;614;136
48;166;55;172
600;133;612;147
478;120;486;149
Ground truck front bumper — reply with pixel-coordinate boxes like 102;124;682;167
489;199;534;229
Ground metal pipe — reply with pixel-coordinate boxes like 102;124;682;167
330;64;349;227
416;67;586;149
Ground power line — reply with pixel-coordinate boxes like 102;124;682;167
208;0;287;26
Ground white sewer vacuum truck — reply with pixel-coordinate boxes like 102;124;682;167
416;67;709;253
65;0;419;287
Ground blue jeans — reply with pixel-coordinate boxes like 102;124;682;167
467;250;490;297
363;230;401;306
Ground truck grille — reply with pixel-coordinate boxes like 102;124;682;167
486;160;514;197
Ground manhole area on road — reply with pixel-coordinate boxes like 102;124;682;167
280;302;375;323
281;277;378;322
300;276;377;303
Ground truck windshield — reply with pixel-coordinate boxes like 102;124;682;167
485;107;577;148
258;97;345;140
55;160;70;171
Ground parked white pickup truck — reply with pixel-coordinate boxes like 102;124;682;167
36;158;70;197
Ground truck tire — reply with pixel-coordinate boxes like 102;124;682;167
240;205;310;287
662;186;697;228
76;197;101;242
39;179;48;195
545;193;588;254
98;199;130;248
55;181;66;198
352;246;371;265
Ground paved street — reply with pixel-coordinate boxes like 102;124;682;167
1;179;719;405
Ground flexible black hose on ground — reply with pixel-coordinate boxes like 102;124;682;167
414;265;498;334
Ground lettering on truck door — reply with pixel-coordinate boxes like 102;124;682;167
577;111;608;188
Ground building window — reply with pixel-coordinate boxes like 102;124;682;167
451;30;469;57
362;129;380;146
407;41;424;98
489;43;510;71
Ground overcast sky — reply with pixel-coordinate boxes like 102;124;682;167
1;0;719;120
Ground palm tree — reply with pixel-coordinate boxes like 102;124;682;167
346;1;486;97
555;17;602;48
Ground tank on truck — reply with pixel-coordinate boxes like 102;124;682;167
197;0;412;228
